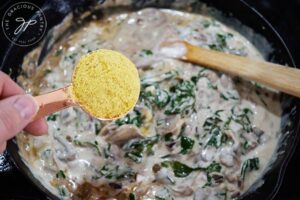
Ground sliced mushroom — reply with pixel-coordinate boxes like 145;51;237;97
220;74;233;89
156;114;184;135
196;148;217;168
252;127;264;137
100;123;118;136
195;190;220;200
194;191;207;200
102;124;144;146
73;182;129;200
231;191;241;199
224;170;240;184
152;163;161;173
211;172;224;184
40;149;59;172
219;147;238;168
225;130;240;151
135;105;153;124
200;148;216;162
220;153;235;168
60;108;77;125
206;71;219;83
242;132;258;143
53;134;76;161
227;183;241;198
241;132;258;152
153;166;175;185
171;186;194;197
108;182;122;189
252;127;268;143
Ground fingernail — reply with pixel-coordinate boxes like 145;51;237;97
13;95;38;120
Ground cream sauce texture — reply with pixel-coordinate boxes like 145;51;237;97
17;8;281;200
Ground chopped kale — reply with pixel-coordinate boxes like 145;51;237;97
165;80;195;115
203;110;233;148
65;52;77;64
47;113;58;121
56;170;66;179
217;191;228;200
94;123;101;135
129;193;136;200
160;154;172;159
243;140;250;151
191;69;207;84
206;161;222;174
155;89;170;108
141;88;170;109
203;161;222;187
73;140;101;156
180;136;195;154
141;49;153;56
98;165;136;180
216;33;227;48
203;110;223;133
241;157;260;180
58;186;67;197
161;160;221;179
209;33;233;51
206;128;222;148
255;88;268;107
220;91;239;101
88;141;101;155
203;111;224;147
115;109;143;127
164;133;173;142
223;117;232;130
232;107;253;132
208;82;218;90
141;70;178;87
123;135;160;163
104;143;113;159
202;20;211;28
125;151;143;163
54;48;63;56
161;161;200;177
45;68;52;74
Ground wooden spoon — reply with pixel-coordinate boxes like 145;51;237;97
160;41;300;98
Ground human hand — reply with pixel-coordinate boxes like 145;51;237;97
0;71;48;153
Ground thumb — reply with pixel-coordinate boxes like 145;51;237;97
0;94;38;143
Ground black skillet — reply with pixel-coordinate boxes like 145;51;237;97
0;0;298;199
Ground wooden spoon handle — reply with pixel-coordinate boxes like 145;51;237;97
33;86;75;120
180;41;300;98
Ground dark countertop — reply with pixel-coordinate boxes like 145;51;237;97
0;0;300;199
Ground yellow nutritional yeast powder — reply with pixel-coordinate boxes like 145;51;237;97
71;49;140;119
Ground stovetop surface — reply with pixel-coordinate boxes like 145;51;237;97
0;0;300;199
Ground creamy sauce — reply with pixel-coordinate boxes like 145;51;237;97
17;8;281;200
